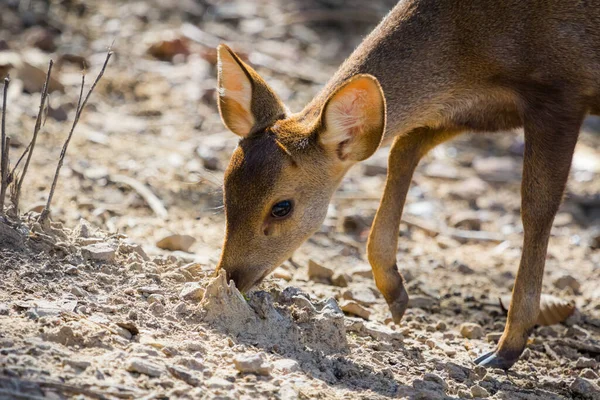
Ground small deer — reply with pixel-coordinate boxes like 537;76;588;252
215;0;600;369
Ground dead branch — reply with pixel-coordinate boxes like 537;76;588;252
0;76;9;215
39;51;113;223
13;60;53;213
108;174;168;219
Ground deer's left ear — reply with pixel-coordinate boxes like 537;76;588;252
217;44;287;137
319;74;386;161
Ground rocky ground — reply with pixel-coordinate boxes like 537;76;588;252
1;1;600;399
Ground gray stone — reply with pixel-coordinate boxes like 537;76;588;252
126;357;165;377
553;274;581;292
233;353;272;375
179;282;205;301
81;243;116;262
575;357;598;369
272;358;300;374
570;377;600;398
307;259;334;282
470;385;489;398
460;323;484;339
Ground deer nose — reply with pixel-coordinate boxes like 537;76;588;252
222;267;252;292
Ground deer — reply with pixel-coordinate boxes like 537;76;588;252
214;0;600;369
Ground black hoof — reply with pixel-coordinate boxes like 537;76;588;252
474;348;522;370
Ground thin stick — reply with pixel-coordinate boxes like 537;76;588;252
0;76;9;215
39;51;112;223
108;174;168;219
13;60;53;213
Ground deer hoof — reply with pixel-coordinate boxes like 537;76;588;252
474;347;523;370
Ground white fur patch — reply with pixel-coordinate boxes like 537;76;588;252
217;49;254;135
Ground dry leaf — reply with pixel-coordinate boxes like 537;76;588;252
148;38;190;62
156;234;196;252
499;294;575;326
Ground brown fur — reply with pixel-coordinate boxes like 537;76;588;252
216;0;600;369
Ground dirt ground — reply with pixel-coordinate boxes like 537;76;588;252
1;1;600;399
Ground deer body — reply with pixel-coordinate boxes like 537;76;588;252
215;0;600;369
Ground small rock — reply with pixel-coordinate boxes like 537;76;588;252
435;321;447;331
458;390;473;399
179;282;205;301
342;287;377;306
332;272;350;287
564;325;590;339
167;365;200;386
206;376;234;389
273;268;293;281
81;243;116;262
307;259;334;282
147;294;164;304
116;321;139;336
575;357;598;369
460;323;484;339
580;369;599;379
340;300;371;320
126;357;165;377
272;359;299;374
470;385;489;398
553;274;581;292
409;296;436;310
451;260;475;274
64;359;91;370
0;303;9;316
137;285;163;295
156;234;196;252
233;353;272;376
570;377;600;398
449;211;482;231
445;362;470;382
174;302;188;314
485;332;502;343
363;321;403;342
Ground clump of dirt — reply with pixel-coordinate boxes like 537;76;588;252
201;271;348;354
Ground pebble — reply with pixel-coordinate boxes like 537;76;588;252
575;357;598;369
340;300;371;320
137;285;163;295
126;357;165;377
553;274;581;292
470;385;490;398
435;321;447;331
485;332;502;343
331;272;350;287
167;365;200;386
64;359;91;370
147;294;164;304
363;321;403;342
233;353;272;376
272;358;299;374
206;376;234;389
81;243;116;262
174;302;188;314
179;282;205;301
570;377;600;397
409;296;436;310
342;287;377;306
580;369;599;380
0;303;9;316
273;268;293;281
449;211;482;231
307;259;334;282
445;362;470;382
460;323;484;339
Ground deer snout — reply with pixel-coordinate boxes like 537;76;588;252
217;263;263;293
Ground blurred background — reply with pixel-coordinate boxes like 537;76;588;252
0;0;599;270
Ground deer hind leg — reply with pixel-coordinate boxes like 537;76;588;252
475;96;584;369
367;127;461;323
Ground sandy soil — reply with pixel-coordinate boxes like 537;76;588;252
1;1;600;399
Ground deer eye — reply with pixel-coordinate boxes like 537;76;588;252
271;200;293;218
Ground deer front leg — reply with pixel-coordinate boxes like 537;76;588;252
367;128;459;323
475;99;584;369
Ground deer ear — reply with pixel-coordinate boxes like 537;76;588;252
319;74;386;161
217;44;286;137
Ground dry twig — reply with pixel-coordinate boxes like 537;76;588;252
13;60;53;213
108;174;168;219
39;51;113;223
0;76;9;215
